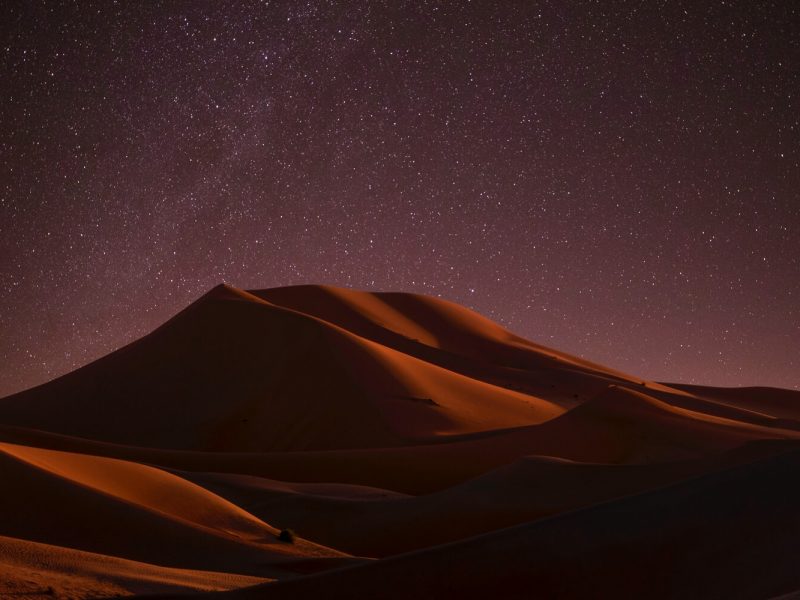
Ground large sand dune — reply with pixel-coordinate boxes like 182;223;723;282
0;284;796;598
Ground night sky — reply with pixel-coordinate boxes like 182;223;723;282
2;1;798;397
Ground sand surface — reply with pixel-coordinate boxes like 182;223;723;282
0;284;796;598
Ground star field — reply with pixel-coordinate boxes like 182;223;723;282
1;1;798;396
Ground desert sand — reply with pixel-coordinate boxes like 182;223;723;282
0;283;797;598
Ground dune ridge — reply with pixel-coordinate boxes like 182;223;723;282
0;283;796;598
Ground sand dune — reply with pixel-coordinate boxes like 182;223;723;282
0;285;401;451
0;534;269;598
666;383;800;421
147;447;800;600
0;384;796;497
0;442;351;578
182;438;794;557
254;285;640;381
0;283;796;598
0;284;571;451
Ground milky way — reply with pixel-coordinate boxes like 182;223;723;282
1;1;798;396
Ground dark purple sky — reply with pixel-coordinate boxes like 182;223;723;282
1;1;798;397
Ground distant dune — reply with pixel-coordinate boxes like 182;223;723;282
0;284;797;598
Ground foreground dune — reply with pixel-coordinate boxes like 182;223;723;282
0;534;269;598
0;442;352;578
0;284;796;598
182;438;796;557
146;447;800;600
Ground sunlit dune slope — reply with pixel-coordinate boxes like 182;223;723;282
0;534;269;598
253;284;639;380
0;442;349;577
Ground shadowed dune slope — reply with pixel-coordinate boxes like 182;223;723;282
144;447;800;600
0;286;396;451
183;438;796;557
665;383;800;421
